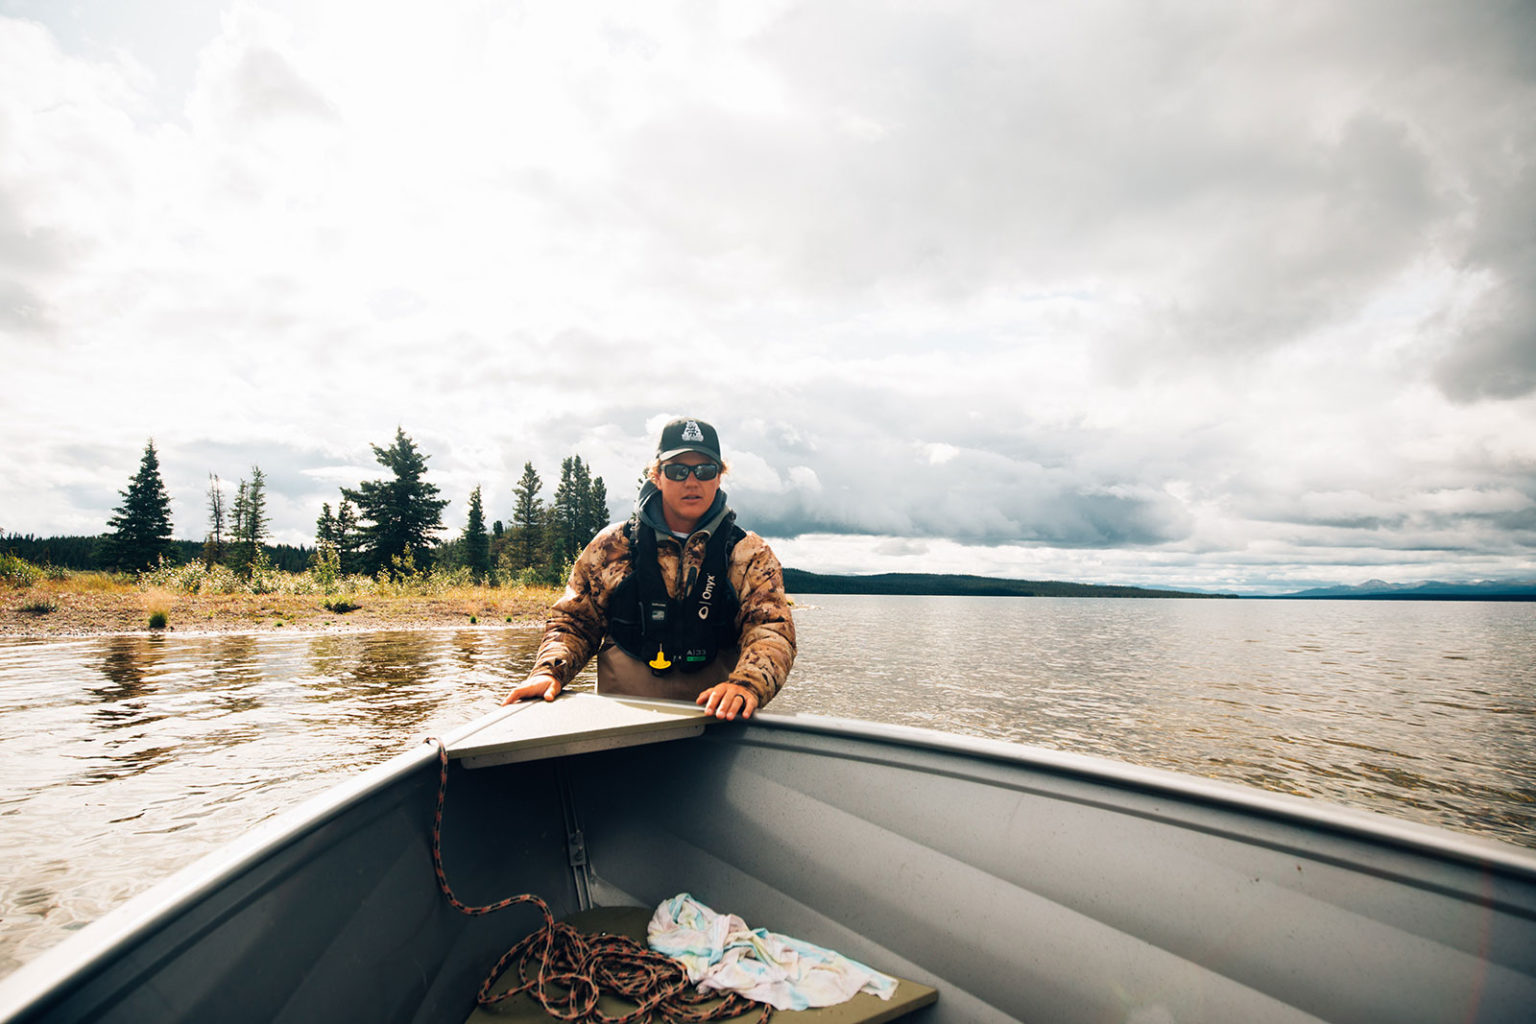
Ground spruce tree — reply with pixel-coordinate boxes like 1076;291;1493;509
462;485;490;583
334;496;362;575
510;462;543;571
228;480;249;566
488;519;506;574
227;467;268;574
104;440;175;571
203;473;227;567
550;456;583;568
247;467;269;552
316;502;338;550
544;455;615;576
585;474;609;541
342;428;448;575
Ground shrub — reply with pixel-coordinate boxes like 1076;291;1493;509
139;556;372;599
309;543;342;594
135;558;537;605
243;549;282;594
511;565;547;589
1;552;42;588
147;609;169;630
374;548;475;597
20;598;56;614
140;560;243;594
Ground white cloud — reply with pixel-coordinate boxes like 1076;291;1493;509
1;0;1533;591
787;465;821;493
921;443;960;466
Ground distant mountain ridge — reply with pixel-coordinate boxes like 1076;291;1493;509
779;570;1536;600
781;569;1230;599
1274;578;1536;600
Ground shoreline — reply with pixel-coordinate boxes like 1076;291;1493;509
1;582;559;640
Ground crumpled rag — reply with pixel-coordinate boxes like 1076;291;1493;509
647;892;898;1012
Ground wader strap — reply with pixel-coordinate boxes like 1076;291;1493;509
630;520;672;671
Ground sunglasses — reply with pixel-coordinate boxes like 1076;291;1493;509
661;462;721;482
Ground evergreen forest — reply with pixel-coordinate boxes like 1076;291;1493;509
2;430;614;588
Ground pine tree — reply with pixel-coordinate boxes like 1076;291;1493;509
462;485;490;583
203;473;227;567
342;428;448;576
510;462;544;571
104;440;175;571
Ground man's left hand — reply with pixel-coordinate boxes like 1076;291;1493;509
697;683;759;721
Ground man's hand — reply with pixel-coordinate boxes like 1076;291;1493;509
502;673;562;706
697;682;759;721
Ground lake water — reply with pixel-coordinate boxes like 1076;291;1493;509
2;595;1534;978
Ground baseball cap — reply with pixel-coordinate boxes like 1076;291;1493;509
656;418;722;462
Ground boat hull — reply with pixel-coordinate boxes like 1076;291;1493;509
2;701;1533;1023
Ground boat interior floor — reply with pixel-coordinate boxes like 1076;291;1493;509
462;905;938;1024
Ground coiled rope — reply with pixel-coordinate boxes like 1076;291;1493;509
426;738;772;1023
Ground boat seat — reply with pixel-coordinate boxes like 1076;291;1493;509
464;905;937;1023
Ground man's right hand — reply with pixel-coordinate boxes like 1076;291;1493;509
502;673;562;705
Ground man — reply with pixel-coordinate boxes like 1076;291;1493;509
504;418;795;719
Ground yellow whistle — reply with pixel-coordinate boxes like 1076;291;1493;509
649;650;672;670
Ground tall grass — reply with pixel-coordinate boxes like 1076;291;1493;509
4;552;140;593
6;552;557;618
64;571;137;593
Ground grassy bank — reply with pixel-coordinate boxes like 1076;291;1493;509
0;555;560;638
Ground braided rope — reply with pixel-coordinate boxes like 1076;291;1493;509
426;738;772;1023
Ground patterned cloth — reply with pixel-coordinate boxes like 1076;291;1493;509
647;893;898;1012
529;485;796;708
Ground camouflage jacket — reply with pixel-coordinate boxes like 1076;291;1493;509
529;490;796;707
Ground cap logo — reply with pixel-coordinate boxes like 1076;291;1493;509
681;420;705;442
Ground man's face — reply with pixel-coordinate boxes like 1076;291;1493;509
653;451;721;532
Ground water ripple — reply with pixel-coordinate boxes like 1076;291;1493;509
2;600;1534;980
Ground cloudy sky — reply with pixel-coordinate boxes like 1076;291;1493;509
2;0;1533;594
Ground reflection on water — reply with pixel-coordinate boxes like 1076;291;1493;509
2;598;1535;980
0;627;565;978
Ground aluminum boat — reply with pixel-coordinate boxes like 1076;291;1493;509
1;693;1533;1023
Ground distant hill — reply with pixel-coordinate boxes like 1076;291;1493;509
1274;578;1536;600
782;569;1231;599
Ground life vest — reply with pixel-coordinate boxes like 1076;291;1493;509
608;514;743;675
